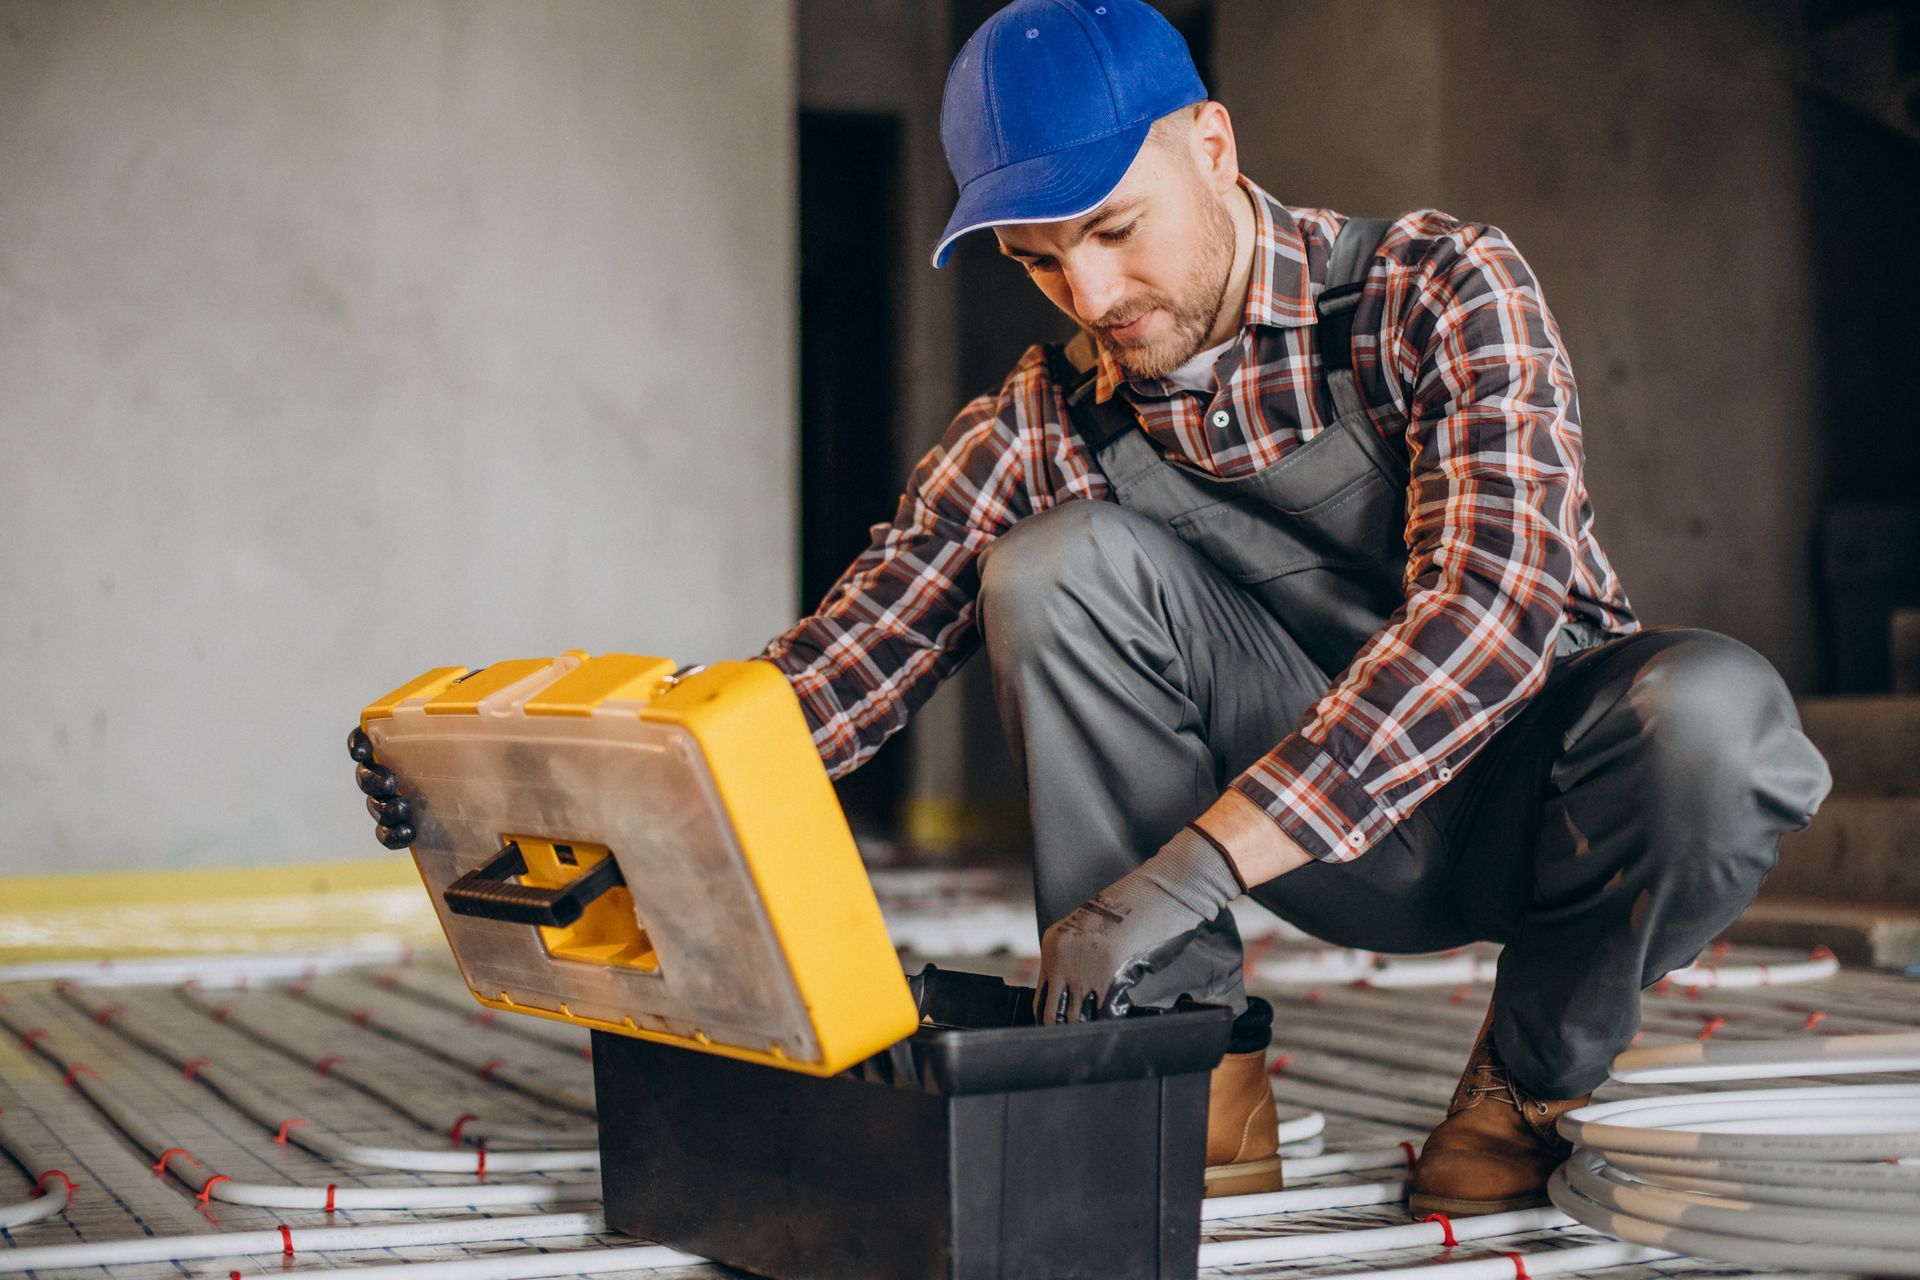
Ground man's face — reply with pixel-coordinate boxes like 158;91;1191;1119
995;125;1236;381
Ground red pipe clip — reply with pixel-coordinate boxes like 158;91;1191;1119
1420;1211;1457;1247
195;1173;232;1205
33;1170;75;1202
1699;1015;1727;1041
315;1053;343;1077
152;1148;199;1176
273;1118;308;1145
1501;1251;1532;1279
181;1057;211;1079
1265;1053;1294;1076
1400;1140;1419;1173
477;1058;505;1083
448;1113;479;1143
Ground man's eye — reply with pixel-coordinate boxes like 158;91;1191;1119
1022;258;1057;274
1098;223;1137;244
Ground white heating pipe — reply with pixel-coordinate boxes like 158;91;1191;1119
1200;1177;1405;1220
0;1211;605;1272
1199;1206;1569;1265
1273;1106;1325;1145
60;989;599;1174
159;985;594;1150
1283;1142;1419;1178
0;948;413;990
284;984;596;1117
268;1244;707;1280
1609;1030;1920;1084
0;1008;596;1210
0;1111;69;1231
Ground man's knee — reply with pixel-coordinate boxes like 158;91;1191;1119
1615;629;1831;840
978;500;1153;653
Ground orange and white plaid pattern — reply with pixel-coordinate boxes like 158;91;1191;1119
764;181;1637;862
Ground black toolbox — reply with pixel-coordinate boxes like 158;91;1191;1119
595;965;1233;1280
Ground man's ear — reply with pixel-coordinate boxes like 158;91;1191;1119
1189;101;1240;196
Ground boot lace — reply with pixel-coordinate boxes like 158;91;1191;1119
1463;1057;1552;1117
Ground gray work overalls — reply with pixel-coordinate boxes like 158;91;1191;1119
976;218;1830;1097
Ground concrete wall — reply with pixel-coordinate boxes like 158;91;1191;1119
1215;0;1823;689
0;0;797;872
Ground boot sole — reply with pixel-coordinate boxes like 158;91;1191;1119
1408;1189;1551;1218
1204;1155;1286;1197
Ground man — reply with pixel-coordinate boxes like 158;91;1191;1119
756;0;1832;1214
355;0;1830;1217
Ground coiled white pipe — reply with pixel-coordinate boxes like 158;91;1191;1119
0;1211;605;1272
1549;1033;1920;1276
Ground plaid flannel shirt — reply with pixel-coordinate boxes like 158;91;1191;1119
762;179;1638;862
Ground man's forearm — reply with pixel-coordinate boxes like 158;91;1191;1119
1192;787;1316;888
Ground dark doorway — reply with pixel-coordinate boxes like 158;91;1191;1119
798;110;908;841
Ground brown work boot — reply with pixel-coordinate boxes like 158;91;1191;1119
1204;1046;1286;1196
1407;1006;1589;1217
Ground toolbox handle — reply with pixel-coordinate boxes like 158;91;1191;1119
443;844;624;928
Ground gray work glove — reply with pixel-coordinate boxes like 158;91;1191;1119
1035;825;1245;1025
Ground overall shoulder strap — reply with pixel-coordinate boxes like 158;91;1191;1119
1044;330;1137;451
1315;215;1392;393
1314;216;1407;488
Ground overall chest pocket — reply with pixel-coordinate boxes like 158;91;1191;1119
1164;416;1409;586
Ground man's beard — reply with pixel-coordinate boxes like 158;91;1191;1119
1090;190;1236;381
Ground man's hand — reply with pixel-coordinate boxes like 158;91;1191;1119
347;727;414;849
1035;825;1245;1024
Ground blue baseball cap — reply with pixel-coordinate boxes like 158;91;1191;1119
932;0;1206;268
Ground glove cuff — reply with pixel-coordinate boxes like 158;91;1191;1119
1149;824;1247;917
1180;822;1250;893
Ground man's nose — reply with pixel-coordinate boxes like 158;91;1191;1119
1062;259;1125;325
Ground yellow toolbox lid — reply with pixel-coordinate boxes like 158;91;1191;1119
360;652;918;1077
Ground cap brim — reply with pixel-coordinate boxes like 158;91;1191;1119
930;121;1151;268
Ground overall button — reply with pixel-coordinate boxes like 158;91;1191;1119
1210;409;1231;429
1344;831;1366;850
1436;765;1454;783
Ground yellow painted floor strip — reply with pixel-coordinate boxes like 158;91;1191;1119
0;857;443;963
